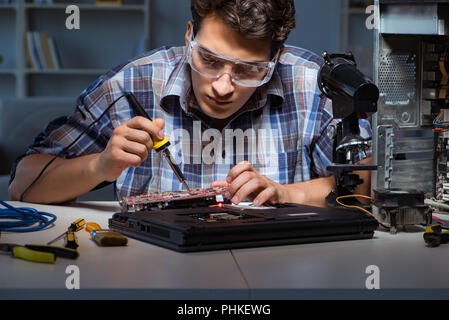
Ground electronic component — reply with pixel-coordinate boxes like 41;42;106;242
91;229;128;247
193;212;249;222
119;187;229;212
372;188;431;234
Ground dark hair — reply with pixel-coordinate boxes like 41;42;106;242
191;0;296;51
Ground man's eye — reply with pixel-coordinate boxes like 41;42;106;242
235;64;257;75
201;53;219;64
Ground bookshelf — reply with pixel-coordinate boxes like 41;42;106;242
0;0;151;98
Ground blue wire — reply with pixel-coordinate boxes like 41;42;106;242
0;200;56;232
434;117;449;128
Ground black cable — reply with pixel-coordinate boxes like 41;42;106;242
19;94;127;202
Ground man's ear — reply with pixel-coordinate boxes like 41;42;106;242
185;21;193;47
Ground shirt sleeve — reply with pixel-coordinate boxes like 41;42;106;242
309;97;335;178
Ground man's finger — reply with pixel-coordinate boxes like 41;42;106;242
123;128;153;151
226;161;254;183
127;116;165;140
227;170;255;198
122;140;149;161
231;177;262;204
211;180;229;188
252;186;277;206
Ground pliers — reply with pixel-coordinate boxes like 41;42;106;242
0;243;79;264
423;224;449;247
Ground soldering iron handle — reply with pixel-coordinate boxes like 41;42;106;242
125;93;152;120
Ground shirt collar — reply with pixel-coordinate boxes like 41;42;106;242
160;48;285;114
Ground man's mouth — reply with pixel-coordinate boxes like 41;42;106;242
207;95;232;107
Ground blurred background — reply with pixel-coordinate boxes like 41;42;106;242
0;0;374;200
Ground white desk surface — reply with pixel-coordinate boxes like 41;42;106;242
1;201;448;299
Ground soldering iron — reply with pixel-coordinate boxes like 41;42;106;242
124;93;191;192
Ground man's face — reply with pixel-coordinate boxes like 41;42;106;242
185;14;272;120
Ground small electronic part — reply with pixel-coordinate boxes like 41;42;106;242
85;222;101;233
90;229;128;247
372;188;431;234
119;187;229;212
196;212;248;222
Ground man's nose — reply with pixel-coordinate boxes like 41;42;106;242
211;73;235;97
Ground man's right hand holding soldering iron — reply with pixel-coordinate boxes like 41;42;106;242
10;116;166;204
97;117;166;183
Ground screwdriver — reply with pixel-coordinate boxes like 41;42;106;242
125;93;191;192
64;231;79;250
47;218;85;245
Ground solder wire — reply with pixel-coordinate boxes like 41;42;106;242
19;94;127;202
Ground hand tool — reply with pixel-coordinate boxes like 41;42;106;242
64;231;79;249
423;224;449;247
0;243;54;263
0;243;79;263
47;218;85;245
125;93;191;192
25;244;79;259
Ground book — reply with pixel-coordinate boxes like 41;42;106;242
39;32;56;69
47;37;60;70
25;31;61;70
24;31;41;69
33;31;47;69
95;0;122;6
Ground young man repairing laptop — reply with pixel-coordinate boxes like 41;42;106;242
9;0;372;207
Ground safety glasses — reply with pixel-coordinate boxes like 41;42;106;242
186;32;279;87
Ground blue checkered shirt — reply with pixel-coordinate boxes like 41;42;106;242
10;45;372;197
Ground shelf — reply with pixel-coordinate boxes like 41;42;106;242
0;69;16;75
1;0;150;98
0;4;17;9
25;68;107;75
24;3;145;11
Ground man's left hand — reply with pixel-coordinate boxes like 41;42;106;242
211;161;288;206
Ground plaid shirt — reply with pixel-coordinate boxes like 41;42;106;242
10;45;371;197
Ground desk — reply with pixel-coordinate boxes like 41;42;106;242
1;201;449;300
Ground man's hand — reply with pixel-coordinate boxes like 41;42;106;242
211;161;288;206
96;116;165;182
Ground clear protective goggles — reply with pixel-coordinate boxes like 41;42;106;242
186;31;279;87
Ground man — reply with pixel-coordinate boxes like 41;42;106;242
9;0;371;206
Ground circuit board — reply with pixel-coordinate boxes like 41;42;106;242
119;187;229;212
